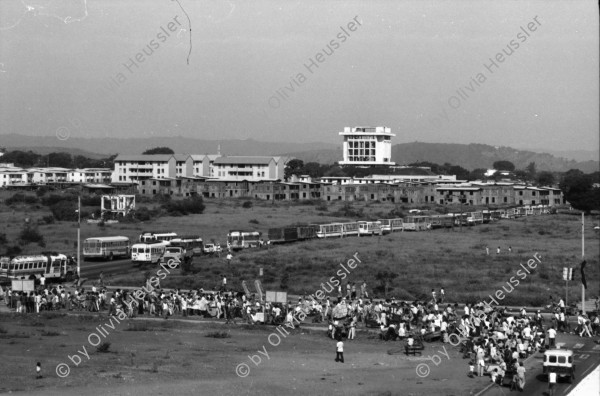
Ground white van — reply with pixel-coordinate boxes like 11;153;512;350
542;349;575;383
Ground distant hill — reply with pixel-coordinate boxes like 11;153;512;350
2;146;107;159
0;134;338;157
286;142;599;173
1;134;597;173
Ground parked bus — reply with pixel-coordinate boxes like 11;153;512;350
131;242;169;264
314;223;343;238
429;215;454;229
378;218;403;233
83;236;130;261
341;222;359;236
139;231;178;243
0;253;75;281
169;235;203;256
467;211;484;225
227;230;262;250
403;215;430;231
358;221;383;236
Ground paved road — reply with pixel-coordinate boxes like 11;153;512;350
480;334;600;396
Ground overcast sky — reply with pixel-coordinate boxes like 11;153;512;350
0;0;598;152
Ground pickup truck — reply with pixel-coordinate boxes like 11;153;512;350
202;244;222;256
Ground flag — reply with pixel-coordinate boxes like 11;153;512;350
580;260;587;289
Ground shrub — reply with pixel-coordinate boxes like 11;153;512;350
162;195;205;215
6;193;38;205
41;330;61;336
242;201;253;209
80;195;101;206
205;331;231;338
50;200;78;221
42;215;55;224
96;342;111;352
19;225;45;245
249;219;259;224
41;193;76;206
0;233;6;245
5;245;22;256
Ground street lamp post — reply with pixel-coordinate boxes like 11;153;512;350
77;195;81;279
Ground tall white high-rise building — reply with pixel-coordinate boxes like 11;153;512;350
339;126;395;166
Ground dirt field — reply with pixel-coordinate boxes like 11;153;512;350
0;311;494;396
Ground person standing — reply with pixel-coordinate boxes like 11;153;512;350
497;246;501;254
440;287;445;304
486;246;490;256
508;246;512;254
516;362;526;391
548;370;556;396
335;339;344;363
348;315;357;340
547;326;557;348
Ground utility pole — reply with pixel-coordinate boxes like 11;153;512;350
581;213;585;314
77;195;81;279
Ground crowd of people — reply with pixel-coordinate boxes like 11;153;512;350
2;278;599;390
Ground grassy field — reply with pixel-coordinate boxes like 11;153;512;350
1;193;599;306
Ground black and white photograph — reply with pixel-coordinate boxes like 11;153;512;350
0;0;598;395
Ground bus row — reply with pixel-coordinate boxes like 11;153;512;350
267;205;554;242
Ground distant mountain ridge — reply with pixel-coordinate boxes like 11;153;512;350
286;142;599;173
0;134;597;173
0;134;338;157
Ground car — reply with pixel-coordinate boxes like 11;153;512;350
542;348;575;383
202;244;222;256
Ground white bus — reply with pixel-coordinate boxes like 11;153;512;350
227;231;262;250
139;231;178;243
131;242;169;264
169;235;203;256
466;211;484;225
358;221;383;236
403;215;430;231
0;254;75;281
378;218;403;233
83;236;130;261
314;223;343;238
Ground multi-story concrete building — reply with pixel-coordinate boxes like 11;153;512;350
113;154;287;183
339;126;395;166
212;156;288;181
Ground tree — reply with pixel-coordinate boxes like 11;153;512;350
493;160;515;171
303;162;323;178
559;169;598;212
536;171;555;186
45;152;73;168
468;168;487;181
1;150;41;167
142;147;174;155
526;162;536;178
284;159;304;179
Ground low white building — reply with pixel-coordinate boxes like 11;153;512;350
0;168;28;187
67;168;113;184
